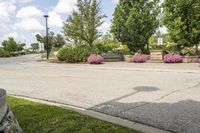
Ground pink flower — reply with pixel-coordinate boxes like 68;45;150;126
198;58;200;63
131;54;149;63
163;54;183;63
87;54;104;64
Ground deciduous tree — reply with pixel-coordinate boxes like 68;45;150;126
163;0;200;53
63;0;105;48
111;0;160;53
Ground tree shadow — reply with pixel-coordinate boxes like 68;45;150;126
90;86;200;133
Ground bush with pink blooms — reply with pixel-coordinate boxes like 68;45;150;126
163;54;183;63
87;54;104;64
131;54;149;63
198;58;200;63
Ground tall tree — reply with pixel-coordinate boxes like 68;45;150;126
31;43;39;52
111;0;160;53
163;0;200;53
17;42;26;52
63;0;105;48
35;32;54;52
2;37;18;52
53;34;66;48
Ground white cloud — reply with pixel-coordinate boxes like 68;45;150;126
17;0;32;3
16;6;43;18
3;32;18;40
15;18;44;31
31;31;44;37
112;0;119;4
98;21;111;34
48;11;63;28
54;0;76;14
0;1;16;22
0;23;11;34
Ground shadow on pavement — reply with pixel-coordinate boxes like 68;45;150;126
91;86;200;133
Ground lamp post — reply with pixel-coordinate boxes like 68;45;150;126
44;15;49;60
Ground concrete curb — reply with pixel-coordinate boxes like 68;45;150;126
10;95;172;133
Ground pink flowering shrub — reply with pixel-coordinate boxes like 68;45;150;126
87;54;104;64
163;54;183;63
198;58;200;63
131;54;149;63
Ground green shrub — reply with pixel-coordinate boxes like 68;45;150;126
94;42;119;53
113;45;131;55
10;52;19;57
57;45;91;63
18;51;26;55
0;48;10;57
181;47;197;56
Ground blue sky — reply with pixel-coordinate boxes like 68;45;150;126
0;0;118;47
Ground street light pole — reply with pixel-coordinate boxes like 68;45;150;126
44;15;49;60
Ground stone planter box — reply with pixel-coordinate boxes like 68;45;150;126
104;58;122;62
183;56;199;63
150;50;164;63
101;52;123;62
124;55;133;62
0;88;23;132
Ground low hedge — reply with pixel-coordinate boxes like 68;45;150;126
0;49;10;57
0;49;26;57
57;45;92;63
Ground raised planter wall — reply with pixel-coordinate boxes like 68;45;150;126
183;56;199;63
149;50;163;63
124;55;133;62
104;58;122;62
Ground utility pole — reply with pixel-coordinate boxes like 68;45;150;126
44;15;49;60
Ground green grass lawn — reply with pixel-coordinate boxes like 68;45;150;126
8;96;141;133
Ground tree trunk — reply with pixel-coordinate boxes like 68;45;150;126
195;44;198;55
147;43;150;53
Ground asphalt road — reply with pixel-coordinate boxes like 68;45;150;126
0;55;200;133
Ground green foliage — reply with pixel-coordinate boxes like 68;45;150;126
181;47;197;56
95;33;118;51
8;96;140;133
35;32;55;59
2;37;18;52
149;35;157;46
53;34;65;48
111;0;160;53
63;0;105;47
93;33;131;55
17;43;26;52
95;42;119;53
0;48;10;57
57;45;91;63
163;0;200;50
113;44;131;55
1;38;25;57
31;43;39;52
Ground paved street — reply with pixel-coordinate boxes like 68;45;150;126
0;55;200;133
